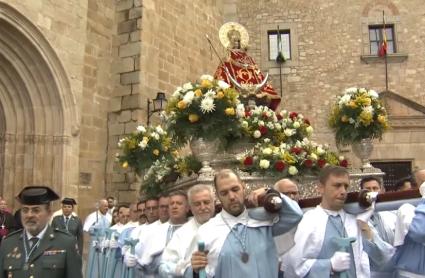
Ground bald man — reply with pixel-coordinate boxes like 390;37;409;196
274;179;300;202
83;199;112;233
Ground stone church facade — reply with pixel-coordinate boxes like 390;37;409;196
0;0;424;217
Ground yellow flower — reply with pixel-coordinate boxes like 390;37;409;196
347;101;357;109
283;152;296;164
341;115;349;123
188;114;199;123
143;136;149;143
359;110;373;126
377;114;386;124
224;107;235;116
177;100;187;109
122;161;129;168
200;79;212;88
153;149;160;156
195;89;203;97
172;150;179;157
216;91;225;99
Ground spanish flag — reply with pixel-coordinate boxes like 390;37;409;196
378;13;387;57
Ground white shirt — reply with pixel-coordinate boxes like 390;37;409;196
83;210;112;232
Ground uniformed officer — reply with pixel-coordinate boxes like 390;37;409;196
51;198;84;252
0;185;83;278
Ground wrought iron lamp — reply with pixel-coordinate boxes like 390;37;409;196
147;92;167;125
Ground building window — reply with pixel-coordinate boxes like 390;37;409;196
371;160;412;191
268;30;291;61
369;25;396;55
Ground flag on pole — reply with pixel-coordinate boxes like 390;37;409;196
378;12;387;57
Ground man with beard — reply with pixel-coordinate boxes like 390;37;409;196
0;186;82;278
190;169;303;278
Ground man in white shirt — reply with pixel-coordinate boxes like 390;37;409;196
110;205;130;233
83;198;112;233
125;192;188;277
159;184;216;277
284;166;394;278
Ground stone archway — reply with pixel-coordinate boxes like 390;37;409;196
0;3;80;207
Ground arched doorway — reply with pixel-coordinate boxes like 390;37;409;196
0;3;80;207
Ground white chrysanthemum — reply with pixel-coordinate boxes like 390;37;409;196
172;87;183;98
264;138;271;143
345;87;357;94
138;140;148;149
368;89;379;99
200;74;214;81
359;88;367;94
136;125;146;133
284;128;295;137
217;80;230;90
317;146;325;155
258;120;265;126
280;143;287;149
306;126;313;135
280;110;288;117
253;130;261;138
117;138;125;147
310;153;318;161
259;159;270;169
262;148;273;155
274;123;282;130
252;117;258;123
267;122;275;129
295;140;302;147
293;121;301;129
363;105;374;114
338;94;352;107
204;89;216;98
303;138;310;144
151;132;160;140
155;126;165;135
183;91;195;104
236;104;245;117
339;156;345;161
241;121;249;128
200;97;215;113
288;166;298;175
182;82;193;91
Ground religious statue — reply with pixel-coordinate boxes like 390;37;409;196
214;22;281;111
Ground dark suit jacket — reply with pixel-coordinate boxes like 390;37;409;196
51;215;83;252
0;211;17;244
0;225;82;278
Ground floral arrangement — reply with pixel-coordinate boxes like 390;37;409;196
141;155;202;197
165;75;242;146
117;125;175;173
329;87;389;146
239;106;314;145
239;138;348;176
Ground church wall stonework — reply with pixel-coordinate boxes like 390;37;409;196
105;0;224;202
227;0;425;169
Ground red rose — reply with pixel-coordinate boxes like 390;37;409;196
243;156;254;166
245;110;252;117
304;159;313;168
259;126;268;135
289;112;298;120
277;114;283;121
318;159;326;168
274;160;286;172
339;159;348;168
304;119;311;125
262;112;269;119
290;147;303;155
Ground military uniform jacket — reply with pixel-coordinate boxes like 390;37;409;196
0;225;82;278
51;215;83;252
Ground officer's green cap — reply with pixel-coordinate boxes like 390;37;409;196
61;197;77;206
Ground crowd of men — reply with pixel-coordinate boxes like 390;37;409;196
0;167;424;278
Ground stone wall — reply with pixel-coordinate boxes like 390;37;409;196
224;0;425;169
106;0;224;202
